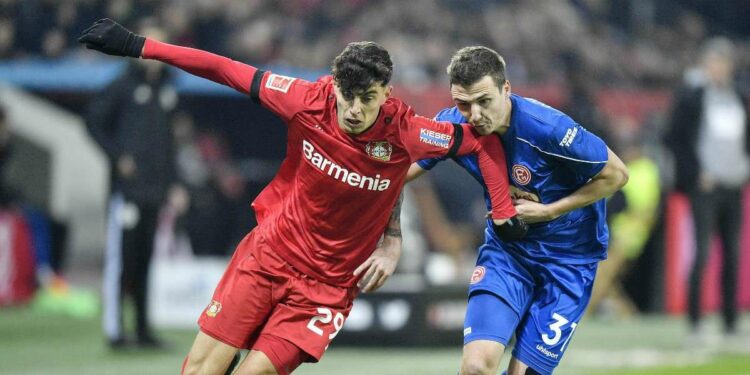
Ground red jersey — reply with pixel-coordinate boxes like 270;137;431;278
143;40;515;287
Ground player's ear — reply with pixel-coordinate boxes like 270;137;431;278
503;80;511;97
384;85;393;98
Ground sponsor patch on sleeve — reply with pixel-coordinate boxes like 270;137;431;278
419;128;452;149
265;74;296;93
559;127;578;147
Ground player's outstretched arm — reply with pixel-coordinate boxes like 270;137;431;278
79;19;256;95
402;116;525;240
452;126;516;220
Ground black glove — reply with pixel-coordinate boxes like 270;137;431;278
78;18;145;58
492;215;528;241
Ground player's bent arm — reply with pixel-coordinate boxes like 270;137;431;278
545;147;629;219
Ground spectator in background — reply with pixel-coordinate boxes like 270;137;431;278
588;120;661;318
85;22;187;350
666;37;748;341
0;104;12;206
171;112;246;257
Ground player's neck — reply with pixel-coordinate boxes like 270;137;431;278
494;98;513;135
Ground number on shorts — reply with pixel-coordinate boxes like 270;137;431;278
542;312;570;346
307;307;345;340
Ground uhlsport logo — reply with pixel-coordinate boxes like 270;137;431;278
206;300;222;317
365;141;392;161
512;164;532;185
470;266;486;284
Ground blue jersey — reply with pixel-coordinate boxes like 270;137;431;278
418;94;609;264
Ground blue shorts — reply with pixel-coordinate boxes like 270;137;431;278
464;244;598;375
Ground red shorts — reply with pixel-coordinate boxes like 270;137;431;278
198;228;357;370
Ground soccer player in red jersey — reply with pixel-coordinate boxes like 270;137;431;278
80;19;524;375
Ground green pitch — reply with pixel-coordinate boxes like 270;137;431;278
0;307;748;374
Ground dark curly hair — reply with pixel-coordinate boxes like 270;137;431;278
447;46;506;89
331;41;393;101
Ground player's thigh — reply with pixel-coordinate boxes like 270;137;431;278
512;262;598;375
234;350;278;375
239;334;310;375
464;291;520;347
184;330;239;375
468;245;535;318
198;230;278;349
461;291;517;374
257;277;356;365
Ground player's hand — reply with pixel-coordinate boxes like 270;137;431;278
353;235;401;293
78;18;145;58
492;215;527;241
514;198;558;223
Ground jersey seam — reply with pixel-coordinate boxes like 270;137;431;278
515;137;607;164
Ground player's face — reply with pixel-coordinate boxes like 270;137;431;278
451;75;512;135
334;83;392;134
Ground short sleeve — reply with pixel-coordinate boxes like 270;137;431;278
546;117;608;180
251;71;319;122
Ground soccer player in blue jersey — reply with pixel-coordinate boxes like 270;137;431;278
408;47;629;375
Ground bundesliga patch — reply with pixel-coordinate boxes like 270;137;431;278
365;141;392;161
266;74;296;93
512;164;532;185
419;128;451;148
470;266;486;284
205;300;222;317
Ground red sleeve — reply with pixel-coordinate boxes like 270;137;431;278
142;39;256;95
142;39;315;122
254;72;321;122
460;128;516;220
404;115;516;220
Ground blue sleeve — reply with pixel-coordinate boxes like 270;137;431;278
416;108;457;170
546;117;608;180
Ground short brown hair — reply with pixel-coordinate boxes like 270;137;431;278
447;46;506;88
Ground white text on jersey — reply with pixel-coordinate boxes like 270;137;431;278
302;140;391;191
559;127;578;147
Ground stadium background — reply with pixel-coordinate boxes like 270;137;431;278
1;0;749;374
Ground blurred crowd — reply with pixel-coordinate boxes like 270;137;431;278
0;0;748;331
1;0;749;89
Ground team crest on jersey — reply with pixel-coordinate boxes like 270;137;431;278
205;300;222;317
266;74;296;93
365;141;392;161
512;164;532;185
470;266;486;284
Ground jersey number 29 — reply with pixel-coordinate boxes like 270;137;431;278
307;307;345;340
